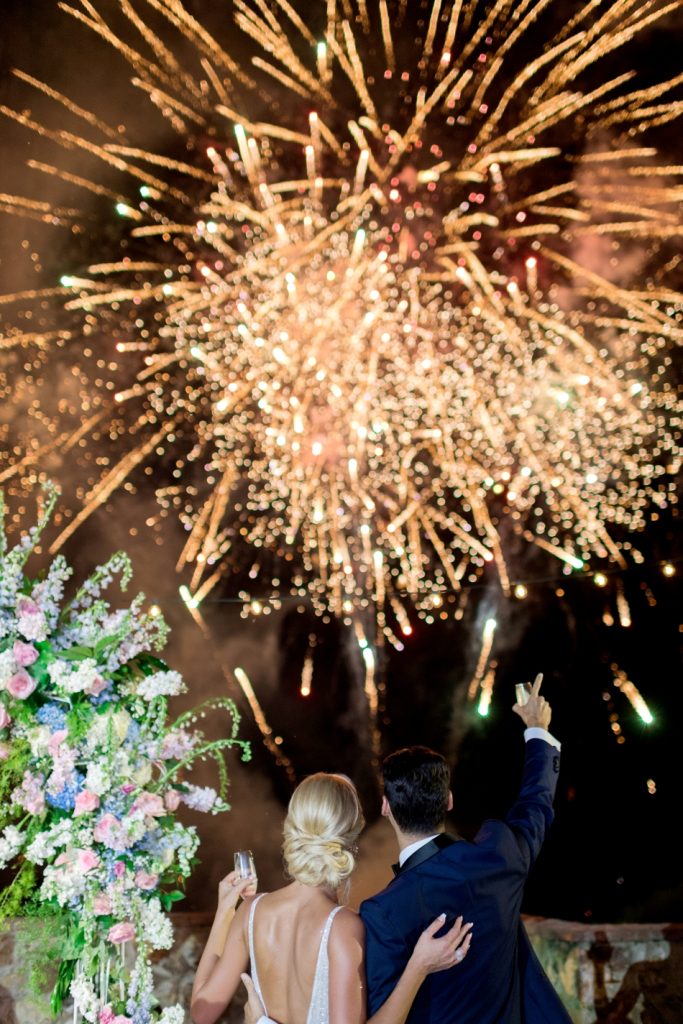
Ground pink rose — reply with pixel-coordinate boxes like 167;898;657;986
77;849;100;872
85;675;107;697
0;742;10;760
93;894;112;916
121;784;135;794
0;706;11;730
164;789;181;811
17;596;40;616
48;729;68;757
6;670;37;700
16;597;47;642
99;1007;132;1024
13;641;38;667
107;921;135;944
114;861;125;879
94;813;119;843
54;851;69;868
133;870;158;891
74;790;100;816
131;792;165;818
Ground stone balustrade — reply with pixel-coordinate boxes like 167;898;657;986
2;915;681;1023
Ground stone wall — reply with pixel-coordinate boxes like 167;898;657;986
2;915;682;1024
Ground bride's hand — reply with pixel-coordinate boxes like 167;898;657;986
410;914;473;976
216;870;257;915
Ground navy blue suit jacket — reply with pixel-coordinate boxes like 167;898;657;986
360;738;571;1024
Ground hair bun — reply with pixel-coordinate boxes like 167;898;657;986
282;774;364;894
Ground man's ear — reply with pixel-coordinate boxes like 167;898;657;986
447;790;454;812
381;795;391;818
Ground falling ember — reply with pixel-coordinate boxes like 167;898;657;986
0;0;681;640
233;666;296;781
477;661;498;718
354;620;381;760
179;585;199;611
467;617;497;701
616;582;632;629
613;666;654;726
300;653;314;698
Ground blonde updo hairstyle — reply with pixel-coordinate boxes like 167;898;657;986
283;773;364;898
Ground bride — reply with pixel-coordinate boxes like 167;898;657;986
191;772;472;1024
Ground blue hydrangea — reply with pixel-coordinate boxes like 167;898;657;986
46;771;84;811
36;703;68;732
102;790;129;816
124;720;141;745
136;827;165;855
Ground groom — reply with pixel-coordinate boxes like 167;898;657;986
360;674;572;1022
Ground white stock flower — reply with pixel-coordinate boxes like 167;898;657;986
138;895;174;950
27;725;52;756
0;649;17;689
70;973;99;1023
181;785;218;813
86;707;131;752
41;863;88;905
158;1006;186;1024
136;669;186;699
48;658;100;694
84;761;110;796
25;818;74;864
0;825;24;868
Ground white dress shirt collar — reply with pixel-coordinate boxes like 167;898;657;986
398;833;441;867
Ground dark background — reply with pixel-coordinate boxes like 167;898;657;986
0;1;681;923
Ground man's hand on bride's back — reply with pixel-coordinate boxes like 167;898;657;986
411;914;473;976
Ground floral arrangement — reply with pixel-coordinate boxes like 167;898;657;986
0;485;250;1024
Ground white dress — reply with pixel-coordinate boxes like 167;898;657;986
248;893;343;1024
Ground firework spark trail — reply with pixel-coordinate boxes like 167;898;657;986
0;0;681;656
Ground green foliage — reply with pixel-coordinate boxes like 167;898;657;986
12;909;77;1013
0;737;31;828
0;860;37;926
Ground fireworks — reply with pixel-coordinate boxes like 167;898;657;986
0;0;681;645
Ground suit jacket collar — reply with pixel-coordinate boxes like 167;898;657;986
392;832;459;876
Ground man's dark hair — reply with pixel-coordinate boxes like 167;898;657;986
382;746;451;835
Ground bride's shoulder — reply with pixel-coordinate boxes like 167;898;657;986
329;905;364;943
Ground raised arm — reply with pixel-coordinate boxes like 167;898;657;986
505;673;561;866
191;871;255;1024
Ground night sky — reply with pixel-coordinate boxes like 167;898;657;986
0;1;681;924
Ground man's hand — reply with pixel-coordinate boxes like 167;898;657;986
513;673;552;731
241;973;270;1024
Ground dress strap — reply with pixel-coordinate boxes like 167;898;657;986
320;904;344;948
248;893;268;1011
306;905;344;1024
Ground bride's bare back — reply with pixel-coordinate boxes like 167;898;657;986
247;883;363;1023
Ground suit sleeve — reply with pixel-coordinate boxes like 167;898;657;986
504;737;560;868
359;896;412;1016
476;738;559;871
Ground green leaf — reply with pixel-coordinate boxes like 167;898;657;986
167;889;185;902
51;958;77;1016
94;634;121;656
60;646;94;662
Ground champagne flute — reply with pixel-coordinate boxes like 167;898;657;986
234;849;256;882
